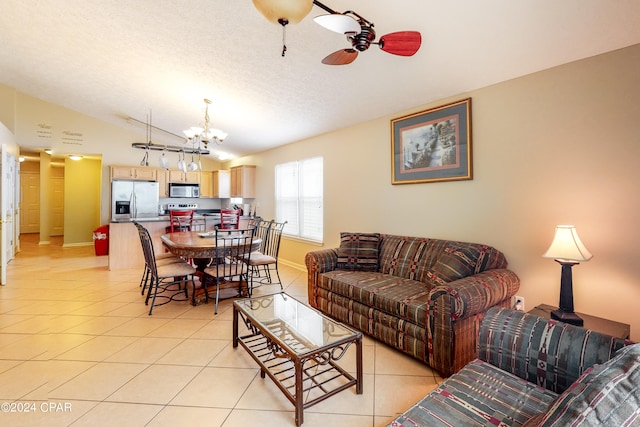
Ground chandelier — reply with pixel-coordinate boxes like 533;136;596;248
183;98;227;150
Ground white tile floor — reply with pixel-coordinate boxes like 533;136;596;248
0;234;441;426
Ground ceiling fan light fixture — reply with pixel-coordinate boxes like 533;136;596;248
253;0;313;25
314;14;360;34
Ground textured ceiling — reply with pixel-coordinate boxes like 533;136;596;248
2;0;640;158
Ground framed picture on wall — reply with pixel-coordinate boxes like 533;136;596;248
391;98;472;184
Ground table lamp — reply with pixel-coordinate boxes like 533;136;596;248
542;225;592;326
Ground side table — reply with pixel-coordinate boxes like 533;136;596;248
528;304;630;339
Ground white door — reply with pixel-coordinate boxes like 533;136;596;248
2;150;16;262
20;170;40;233
0;147;7;283
14;160;20;254
0;145;16;285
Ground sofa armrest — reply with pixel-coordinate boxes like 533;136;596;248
428;269;520;320
305;248;338;308
478;306;628;394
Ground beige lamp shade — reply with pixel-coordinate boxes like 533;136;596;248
542;225;593;263
252;0;313;24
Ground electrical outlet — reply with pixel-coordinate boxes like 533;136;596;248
512;295;525;311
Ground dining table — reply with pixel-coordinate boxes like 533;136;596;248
161;230;262;270
161;230;262;302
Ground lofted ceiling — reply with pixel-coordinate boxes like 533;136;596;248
2;1;640;158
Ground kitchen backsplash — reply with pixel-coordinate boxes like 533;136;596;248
159;197;222;210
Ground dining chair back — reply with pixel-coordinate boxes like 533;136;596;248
251;219;270;253
244;220;286;294
203;227;256;314
247;216;262;229
239;215;261;230
168;209;194;232
133;221;196;315
218;209;241;230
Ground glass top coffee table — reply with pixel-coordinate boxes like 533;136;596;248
233;292;363;426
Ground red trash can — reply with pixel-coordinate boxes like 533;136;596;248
93;225;109;256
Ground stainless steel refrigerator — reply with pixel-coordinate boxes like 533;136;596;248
111;180;159;220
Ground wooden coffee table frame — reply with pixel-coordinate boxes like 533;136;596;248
233;294;363;426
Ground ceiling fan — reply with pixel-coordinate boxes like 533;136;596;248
312;0;422;65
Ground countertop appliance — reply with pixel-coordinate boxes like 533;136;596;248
112;180;159;220
169;182;200;198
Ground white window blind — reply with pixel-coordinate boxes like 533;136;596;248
275;157;323;242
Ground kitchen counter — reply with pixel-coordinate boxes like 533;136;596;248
110;212;219;224
109;220;172;270
108;213;223;270
110;215;171;223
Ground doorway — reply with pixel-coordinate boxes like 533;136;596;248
20;160;40;233
18;153;66;241
0;145;17;284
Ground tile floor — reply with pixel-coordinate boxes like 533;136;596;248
0;234;441;427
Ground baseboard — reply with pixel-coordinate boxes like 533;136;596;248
62;242;94;248
279;259;306;272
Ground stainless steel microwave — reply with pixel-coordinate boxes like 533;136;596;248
169;183;200;198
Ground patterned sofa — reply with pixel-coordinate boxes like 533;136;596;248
305;233;520;376
389;307;638;426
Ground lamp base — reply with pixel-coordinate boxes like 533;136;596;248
551;309;584;326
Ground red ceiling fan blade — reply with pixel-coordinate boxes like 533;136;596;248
321;49;358;65
379;31;422;56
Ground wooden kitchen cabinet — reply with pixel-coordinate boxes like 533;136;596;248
168;170;200;184
157;169;169;197
212;170;230;198
230;165;256;198
110;166;158;181
199;171;213;198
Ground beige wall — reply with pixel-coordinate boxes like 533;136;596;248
63;157;102;246
232;44;640;340
0;86;15;133
0;121;18;156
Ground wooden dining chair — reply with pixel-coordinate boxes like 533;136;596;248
218;209;241;230
202;227;255;314
168;209;194;232
133;222;197;315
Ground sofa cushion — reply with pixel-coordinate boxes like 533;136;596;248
389;358;558;427
427;244;478;284
318;270;432;327
378;235;440;281
535;343;640;426
378;235;509;283
478;308;628;394
336;232;380;271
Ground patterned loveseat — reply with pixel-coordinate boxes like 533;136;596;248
305;232;520;376
389;307;637;426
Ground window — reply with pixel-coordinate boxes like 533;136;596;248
275;157;323;242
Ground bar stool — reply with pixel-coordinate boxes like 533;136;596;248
167;209;194;232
